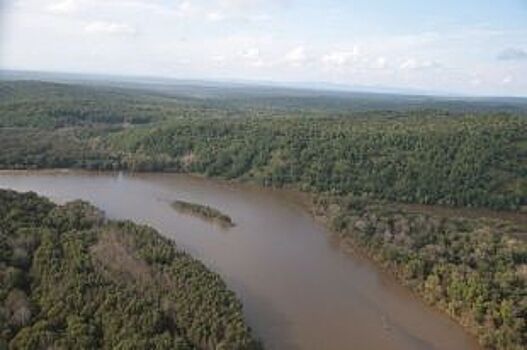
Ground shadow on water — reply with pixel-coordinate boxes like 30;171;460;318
231;280;302;350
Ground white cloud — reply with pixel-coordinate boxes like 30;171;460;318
501;76;512;85
211;55;226;65
219;0;289;11
373;56;387;69
168;0;279;22
240;47;260;59
250;59;266;67
470;78;482;86
206;2;275;23
249;13;272;22
399;59;417;70
207;11;226;21
84;21;137;35
321;47;359;67
175;1;197;18
46;0;78;14
174;58;191;65
219;0;256;10
400;58;441;70
238;47;268;67
284;46;307;66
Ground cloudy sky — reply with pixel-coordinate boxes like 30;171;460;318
1;0;527;96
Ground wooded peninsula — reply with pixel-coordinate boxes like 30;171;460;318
0;189;260;349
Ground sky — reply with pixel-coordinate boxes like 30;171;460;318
1;0;527;96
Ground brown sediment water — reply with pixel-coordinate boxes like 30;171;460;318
0;170;481;350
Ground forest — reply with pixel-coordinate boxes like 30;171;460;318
0;81;525;211
109;115;526;210
0;79;526;349
0;190;260;349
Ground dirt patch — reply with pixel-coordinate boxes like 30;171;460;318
181;152;196;169
90;229;152;283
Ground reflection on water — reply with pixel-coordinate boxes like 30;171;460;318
0;171;479;350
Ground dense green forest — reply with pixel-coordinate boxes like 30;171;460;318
312;195;527;350
0;190;259;349
0;81;526;210
110;115;526;210
1;78;527;349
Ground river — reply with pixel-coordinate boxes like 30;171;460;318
0;170;479;350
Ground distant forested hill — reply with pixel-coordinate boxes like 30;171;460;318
2;79;527;126
0;81;186;128
0;79;526;210
0;190;259;349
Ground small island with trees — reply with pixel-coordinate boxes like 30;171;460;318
171;200;235;228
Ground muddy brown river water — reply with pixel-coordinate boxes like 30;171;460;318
0;171;480;350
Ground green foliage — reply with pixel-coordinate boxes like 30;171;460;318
313;195;527;350
110;115;527;210
171;200;235;227
0;128;119;170
0;190;259;349
0;81;174;128
1;81;525;210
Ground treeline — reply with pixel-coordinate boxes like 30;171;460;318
0;115;525;211
0;190;260;349
4;80;527;130
109;115;527;210
0;128;119;170
0;81;159;128
0;81;221;128
0;81;320;129
1;81;526;211
312;195;527;350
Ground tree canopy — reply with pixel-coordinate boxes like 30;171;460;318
0;190;260;349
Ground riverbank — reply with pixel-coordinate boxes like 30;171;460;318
2;169;525;349
0;170;483;350
311;195;526;350
2;168;524;228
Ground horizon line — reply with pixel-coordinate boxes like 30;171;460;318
1;67;527;100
